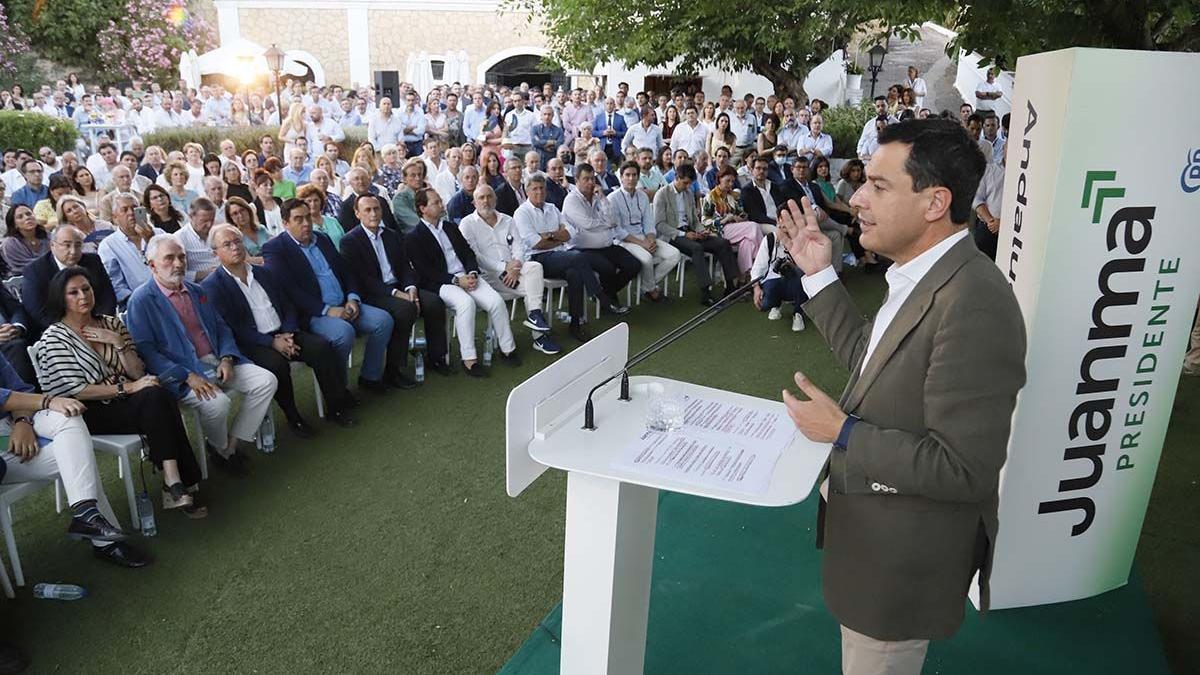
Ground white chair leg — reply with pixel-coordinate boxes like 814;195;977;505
509;298;518;320
54;479;63;514
677;263;686;298
189;411;209;481
119;453;138;531
314;375;325;419
0;549;13;599
2;505;24;588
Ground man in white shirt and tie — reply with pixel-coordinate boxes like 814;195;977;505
609;160;680;302
459;184;560;355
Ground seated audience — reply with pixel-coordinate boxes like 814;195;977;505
127;234;278;477
340;167;398;232
339;193;451;378
99;193;164;305
0;352;148;566
263;199;400;393
494;159;526;217
703;166;764;284
609;160;681;302
779;156;847;272
203;224;357;432
297;184;346;249
36;266;207;517
57;195;114;252
654;163;738;306
406;188;519;377
561;165;640;311
2;204;49;276
459;184;560;355
176;198;220;282
446;166;479;225
22;225;117;338
144;183;186;234
224;197;270;262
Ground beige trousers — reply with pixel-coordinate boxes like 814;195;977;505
841;625;929;675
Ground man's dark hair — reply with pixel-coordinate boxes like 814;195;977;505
120;150;137;162
574;163;595;179
21;158;41;173
97;141;116;153
874;96;886;103
46;266;99;322
354;192;382;209
414;187;440;211
618;160;639;175
877;119;987;225
1001;112;1011;132
752;156;769;169
280;197;307;221
674;163;696;181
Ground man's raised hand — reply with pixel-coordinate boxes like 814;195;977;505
778;197;831;276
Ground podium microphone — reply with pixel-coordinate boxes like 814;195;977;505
583;254;797;430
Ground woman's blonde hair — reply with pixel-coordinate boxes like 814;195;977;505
284;102;306;130
165;160;190;184
55;194;91;224
351;145;378;175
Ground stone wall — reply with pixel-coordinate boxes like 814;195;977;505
237;8;352;86
366;9;547;82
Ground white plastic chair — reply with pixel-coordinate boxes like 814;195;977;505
2;276;23;302
0;480;56;594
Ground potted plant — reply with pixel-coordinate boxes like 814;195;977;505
845;60;864;90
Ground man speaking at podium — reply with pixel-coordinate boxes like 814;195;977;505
778;119;1027;675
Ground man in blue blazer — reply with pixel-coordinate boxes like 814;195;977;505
127;234;278;476
593;98;628;163
339;193;451;378
203;224;357;433
22;226;118;339
261;198;402;392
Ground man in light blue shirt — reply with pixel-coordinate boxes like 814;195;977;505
97;194;165;304
397;91;427;156
368;97;404;149
282;148;312;186
463;91;488;141
610;159;680;301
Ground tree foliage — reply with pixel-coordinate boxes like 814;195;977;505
517;0;940;98
4;0;123;65
948;0;1199;69
96;0;216;86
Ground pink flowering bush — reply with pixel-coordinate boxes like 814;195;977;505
0;5;32;78
97;0;215;85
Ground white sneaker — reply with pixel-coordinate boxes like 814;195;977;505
768;307;782;321
792;314;805;332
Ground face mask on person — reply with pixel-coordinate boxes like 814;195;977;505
775;157;787;165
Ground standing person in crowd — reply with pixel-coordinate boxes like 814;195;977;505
444;93;465;147
477;100;506;169
594;98;628;163
972;140;1007;261
670;106;708;159
661;105;680;142
531;105;564;170
609;160;680;303
128;234;278;477
398;91;427;157
561;164;640;310
263;199;399;393
503;93;535;167
339;193;450;379
279;103;308;161
623;107;664;156
203;224;357;434
36;265;207;517
2;205;49;276
561;88;591;145
703;165;764;284
459;184;559;355
655;163;738;306
407;188;520;377
708;113;736;160
975;67;1003;114
22;226;117;338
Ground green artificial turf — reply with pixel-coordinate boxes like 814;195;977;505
0;269;1193;674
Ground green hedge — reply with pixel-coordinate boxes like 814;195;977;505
0;110;80;152
821;101;875;158
143;125;369;159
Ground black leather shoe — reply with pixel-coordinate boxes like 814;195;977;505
287;418;317;439
341;391;362;408
208;448;251;477
357;376;389;394
386;371;420;390
329;409;357;427
464;362;488;378
0;640;29;674
67;514;128;543
499;349;522;367
570;321;590;342
428;360;457;376
92;541;150;569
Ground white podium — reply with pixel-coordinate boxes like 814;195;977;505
506;324;830;675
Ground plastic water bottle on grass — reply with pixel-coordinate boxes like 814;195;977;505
415;352;425;383
136;492;157;536
33;583;86;600
258;415;276;453
483;327;494;367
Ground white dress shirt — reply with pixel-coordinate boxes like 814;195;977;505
363;224;397;285
753;181;778;221
224;266;282;334
730;113;758;147
505;108;535;145
459;211;522;279
973;162;1005;219
798;132;833;159
423;220;465;276
176;224;217;281
623;122;663;153
514;200;574;257
975;80;1002;111
561;188;617;250
669;121;708;158
801;229;970;374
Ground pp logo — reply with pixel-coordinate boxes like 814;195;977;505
1183;148;1200;193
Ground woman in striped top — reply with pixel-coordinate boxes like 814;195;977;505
34;266;207;518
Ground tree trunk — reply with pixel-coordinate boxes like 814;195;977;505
751;58;809;101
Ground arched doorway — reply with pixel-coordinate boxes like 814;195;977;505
483;53;567;90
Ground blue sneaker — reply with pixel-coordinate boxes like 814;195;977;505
523;309;551;332
532;334;562;355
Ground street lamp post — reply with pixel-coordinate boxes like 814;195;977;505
867;44;888;100
264;44;285;124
